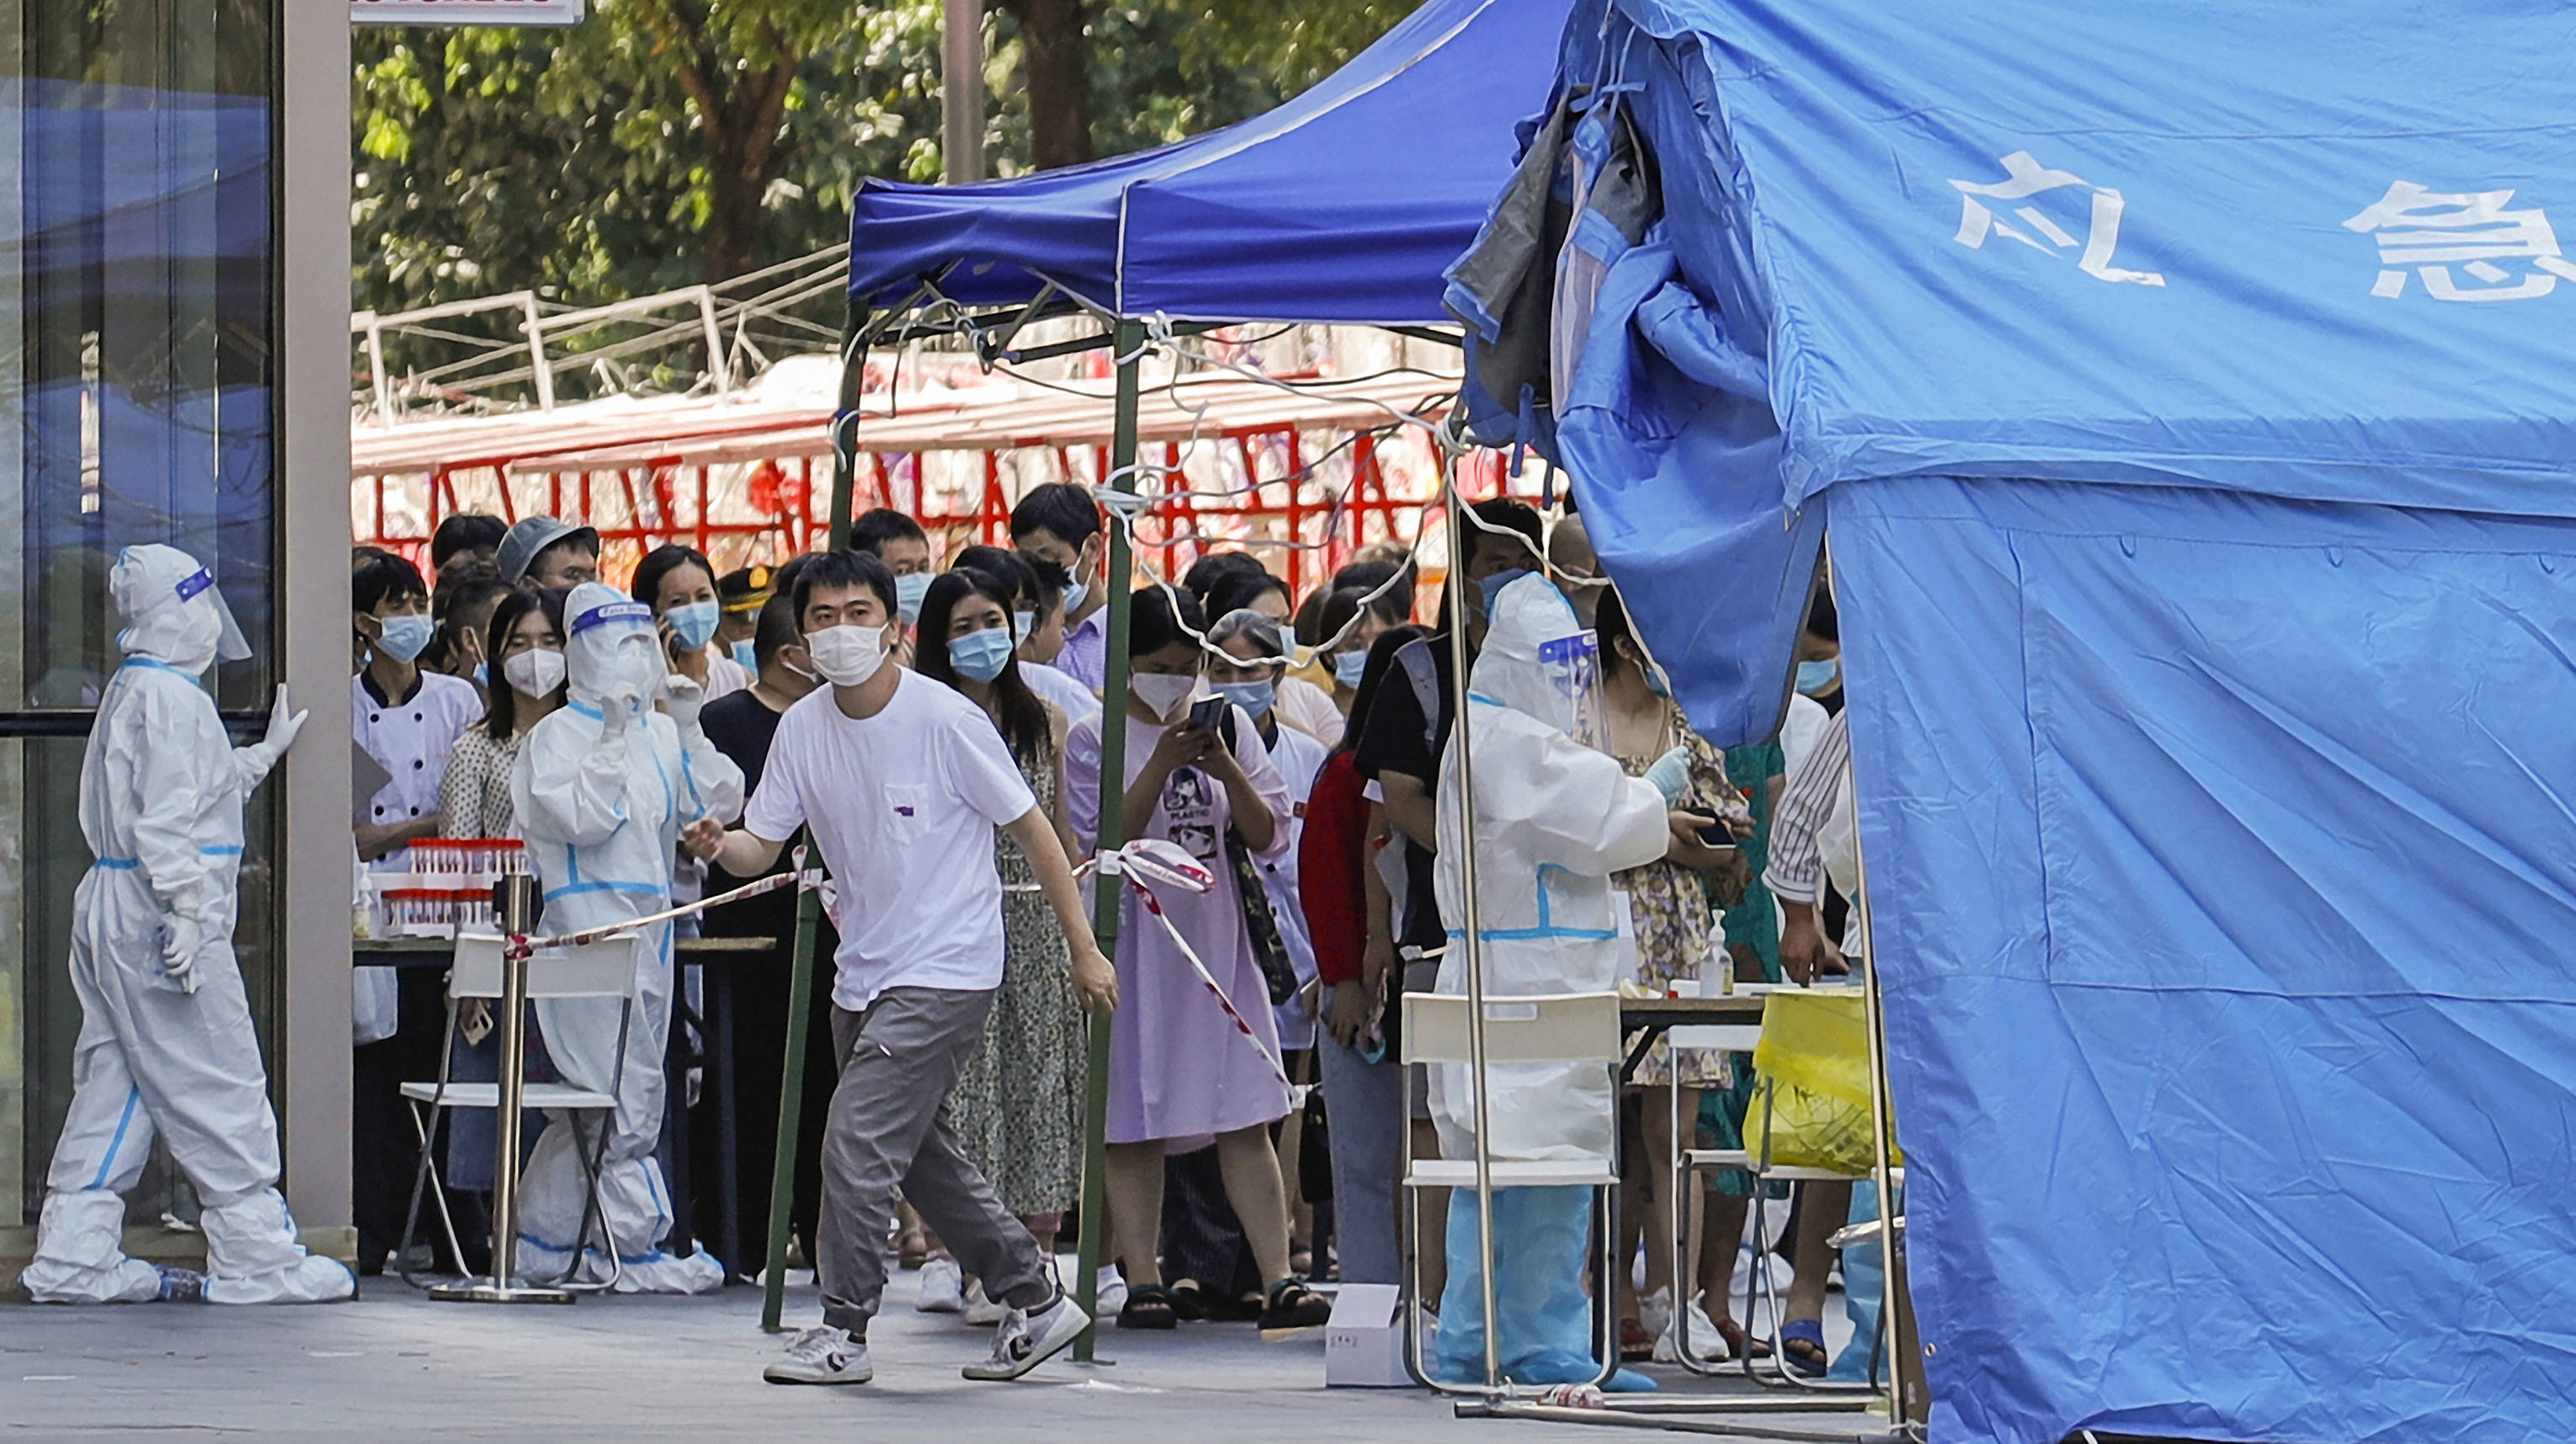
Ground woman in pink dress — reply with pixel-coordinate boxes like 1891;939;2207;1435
1065;585;1332;1335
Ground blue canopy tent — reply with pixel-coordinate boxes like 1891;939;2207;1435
757;0;1578;1356
844;0;1566;325
1477;0;2576;1439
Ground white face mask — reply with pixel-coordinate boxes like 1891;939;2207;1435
804;622;892;686
1131;672;1200;722
502;647;567;701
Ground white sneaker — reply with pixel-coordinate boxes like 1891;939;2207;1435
962;1293;1091;1381
764;1327;873;1385
1095;1265;1129;1316
915;1257;965;1313
962;1278;1009;1326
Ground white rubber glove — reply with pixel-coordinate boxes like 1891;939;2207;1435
661;673;705;734
1642;745;1694;806
237;685;310;781
598;685;641;738
158;888;208;994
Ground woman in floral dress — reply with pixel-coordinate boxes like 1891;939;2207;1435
913;567;1087;1265
1596;589;1763;1362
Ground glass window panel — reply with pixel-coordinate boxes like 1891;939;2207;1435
0;0;277;1223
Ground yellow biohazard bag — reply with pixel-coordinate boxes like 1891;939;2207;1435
1747;989;1900;1176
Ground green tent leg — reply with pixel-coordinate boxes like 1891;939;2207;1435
759;882;824;1334
1072;320;1146;1361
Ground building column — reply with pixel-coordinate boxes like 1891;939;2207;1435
280;0;355;1255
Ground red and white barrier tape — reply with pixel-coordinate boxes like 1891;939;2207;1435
505;846;817;962
1099;840;1295;1096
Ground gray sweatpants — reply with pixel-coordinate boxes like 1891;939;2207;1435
817;987;1054;1335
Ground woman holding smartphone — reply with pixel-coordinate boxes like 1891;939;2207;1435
1062;585;1330;1336
632;543;751;703
1594;585;1760;1364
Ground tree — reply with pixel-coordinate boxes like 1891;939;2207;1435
354;1;1415;338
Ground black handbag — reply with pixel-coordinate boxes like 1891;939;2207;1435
1297;1069;1334;1206
1216;710;1301;1007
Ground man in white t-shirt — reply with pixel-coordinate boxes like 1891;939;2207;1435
714;550;1116;1389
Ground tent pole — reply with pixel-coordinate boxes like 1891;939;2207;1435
761;309;866;1333
1834;536;1926;1427
1073;318;1145;1361
1440;460;1506;1395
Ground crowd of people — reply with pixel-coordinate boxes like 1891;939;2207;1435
21;483;1875;1393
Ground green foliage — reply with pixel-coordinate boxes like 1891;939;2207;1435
354;1;1415;336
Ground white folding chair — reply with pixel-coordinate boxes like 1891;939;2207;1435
400;932;642;1292
1399;989;1625;1395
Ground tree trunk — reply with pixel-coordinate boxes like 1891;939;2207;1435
1003;0;1092;169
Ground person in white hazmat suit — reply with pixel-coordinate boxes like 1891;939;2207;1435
1428;573;1686;1387
19;544;354;1305
509;583;742;1292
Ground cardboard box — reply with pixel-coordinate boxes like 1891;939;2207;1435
1324;1283;1415;1388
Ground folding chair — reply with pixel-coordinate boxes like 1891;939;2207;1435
1674;993;1897;1389
399;932;641;1292
1399;989;1625;1396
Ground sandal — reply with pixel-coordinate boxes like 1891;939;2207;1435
1164;1278;1214;1322
1777;1318;1830;1377
1711;1316;1773;1362
1220;1290;1268;1323
1619;1317;1656;1362
1118;1284;1179;1330
1257;1278;1333;1338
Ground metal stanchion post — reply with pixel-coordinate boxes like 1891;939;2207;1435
1440;462;1506;1395
434;875;572;1304
1073;319;1146;1363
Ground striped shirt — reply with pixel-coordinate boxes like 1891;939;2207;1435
1761;709;1850;906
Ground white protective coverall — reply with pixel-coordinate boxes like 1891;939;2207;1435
19;544;354;1305
509;583;742;1292
1428;573;1669;1384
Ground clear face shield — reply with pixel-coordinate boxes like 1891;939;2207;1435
180;567;254;664
1535;626;1608;754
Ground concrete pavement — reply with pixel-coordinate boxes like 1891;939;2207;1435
3;1263;1882;1442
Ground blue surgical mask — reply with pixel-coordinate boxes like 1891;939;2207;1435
472;661;489;687
1014;609;1036;646
1476;567;1531;620
949;627;1016;684
732;639;758;672
667;599;721;653
895;572;934;625
1213;680;1275;718
1332;650;1368;689
374;612;434;663
1795;658;1841;696
1644;659;1672;698
1062;578;1089;616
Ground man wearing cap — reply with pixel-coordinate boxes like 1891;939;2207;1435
716;564;774;674
497;515;602;590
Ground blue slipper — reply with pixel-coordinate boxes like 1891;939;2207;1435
1778;1319;1830;1377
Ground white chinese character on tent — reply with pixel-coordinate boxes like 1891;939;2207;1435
1948;151;2165;287
2341;182;2576;301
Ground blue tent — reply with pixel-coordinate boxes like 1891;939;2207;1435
844;0;1568;325
1496;2;2576;1440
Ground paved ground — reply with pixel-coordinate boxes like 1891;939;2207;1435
3;1261;1881;1442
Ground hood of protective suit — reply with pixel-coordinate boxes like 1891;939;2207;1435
563;582;666;713
1471;573;1603;746
109;543;250;675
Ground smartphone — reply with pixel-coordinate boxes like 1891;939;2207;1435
1187;696;1227;731
1695;821;1740;849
